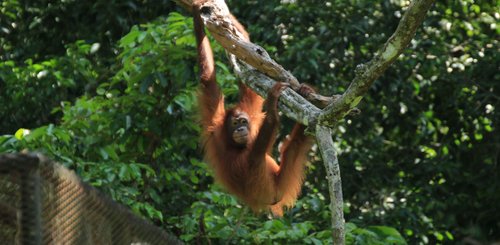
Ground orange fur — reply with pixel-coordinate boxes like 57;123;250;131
193;3;313;216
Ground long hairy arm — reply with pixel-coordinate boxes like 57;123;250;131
193;4;225;129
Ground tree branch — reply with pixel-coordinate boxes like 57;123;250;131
315;125;344;244
177;0;434;128
176;1;435;245
229;55;321;126
319;0;436;126
176;0;334;109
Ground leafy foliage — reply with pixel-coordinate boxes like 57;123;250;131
1;0;498;244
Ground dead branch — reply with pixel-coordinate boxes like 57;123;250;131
175;1;436;244
176;0;334;109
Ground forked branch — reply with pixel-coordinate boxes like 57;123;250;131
175;1;435;244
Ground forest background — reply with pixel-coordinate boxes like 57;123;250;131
0;0;498;244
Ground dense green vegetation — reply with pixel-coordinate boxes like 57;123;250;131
1;0;498;244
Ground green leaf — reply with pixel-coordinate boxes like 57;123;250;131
119;165;130;180
120;26;140;47
434;231;444;241
445;231;454;240
14;128;28;140
99;147;109;160
190;175;199;184
104;145;119;161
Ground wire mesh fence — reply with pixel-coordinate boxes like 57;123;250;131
0;153;182;245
